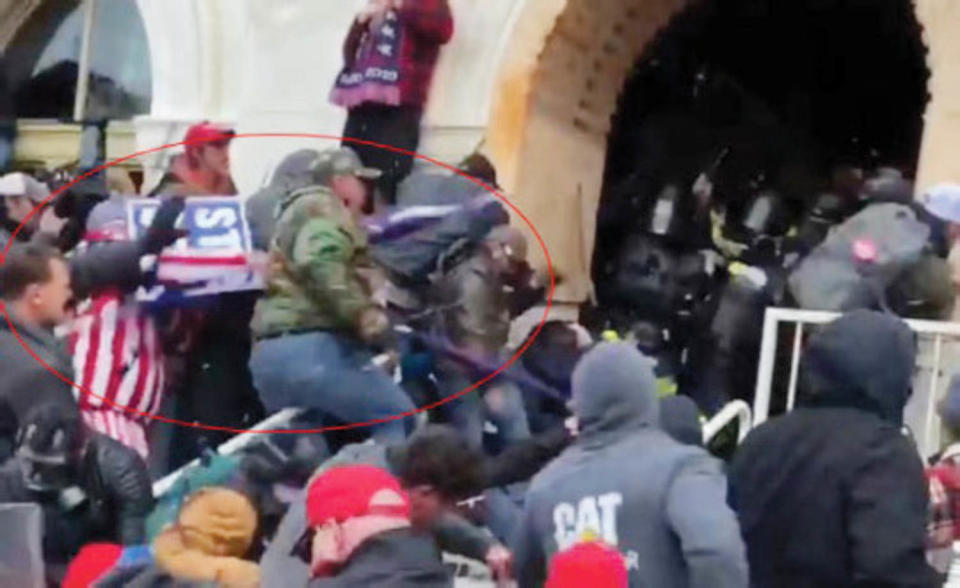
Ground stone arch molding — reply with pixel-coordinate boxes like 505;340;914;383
0;0;45;52
485;0;690;303
913;0;960;197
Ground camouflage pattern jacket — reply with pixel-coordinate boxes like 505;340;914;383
252;185;375;338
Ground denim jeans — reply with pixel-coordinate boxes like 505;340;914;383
249;331;414;444
434;360;531;450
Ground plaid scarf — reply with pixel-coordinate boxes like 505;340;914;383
926;444;960;575
331;10;404;108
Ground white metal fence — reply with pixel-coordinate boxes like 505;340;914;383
151;407;305;497
702;400;752;445
753;307;960;458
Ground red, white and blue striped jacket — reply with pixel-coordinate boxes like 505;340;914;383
68;290;165;459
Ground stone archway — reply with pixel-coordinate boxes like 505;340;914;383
485;0;691;304
485;0;957;307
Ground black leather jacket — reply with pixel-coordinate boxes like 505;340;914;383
0;433;153;565
81;433;154;545
308;528;451;588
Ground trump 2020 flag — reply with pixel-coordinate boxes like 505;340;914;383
127;196;264;300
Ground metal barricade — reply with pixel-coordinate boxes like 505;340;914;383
152;353;398;497
702;399;752;445
152;407;305;497
753;307;960;457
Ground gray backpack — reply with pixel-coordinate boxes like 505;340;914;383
788;203;930;311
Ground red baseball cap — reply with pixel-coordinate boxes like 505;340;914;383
306;465;410;527
183;121;235;150
62;543;123;588
546;541;628;588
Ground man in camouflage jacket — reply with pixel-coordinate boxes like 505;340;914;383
249;148;414;443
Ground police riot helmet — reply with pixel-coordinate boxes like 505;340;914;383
646;183;683;237
806;192;847;226
795;192;847;251
741;190;789;240
861;168;913;204
15;404;86;493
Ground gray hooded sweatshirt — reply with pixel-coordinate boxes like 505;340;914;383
245;149;322;251
512;343;747;588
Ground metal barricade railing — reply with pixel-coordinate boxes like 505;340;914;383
152;353;398;497
155;347;762;499
753;307;960;457
151;407;305;497
156;402;756;499
702;399;752;445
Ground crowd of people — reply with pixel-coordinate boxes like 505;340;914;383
2;0;960;587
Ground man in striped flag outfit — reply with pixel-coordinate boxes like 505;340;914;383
68;199;167;459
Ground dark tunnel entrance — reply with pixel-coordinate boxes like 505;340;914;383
588;0;930;413
593;0;929;314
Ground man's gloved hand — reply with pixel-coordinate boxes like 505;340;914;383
142;196;187;255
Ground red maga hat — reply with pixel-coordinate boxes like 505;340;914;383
307;465;410;527
183;121;235;150
546;541;628;588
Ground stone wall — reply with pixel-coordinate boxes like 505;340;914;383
914;0;960;195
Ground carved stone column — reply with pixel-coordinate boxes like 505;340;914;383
914;0;960;195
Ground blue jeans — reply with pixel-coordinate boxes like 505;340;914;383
249;331;414;444
434;360;531;450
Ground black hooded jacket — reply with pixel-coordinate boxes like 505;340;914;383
0;432;152;566
308;528;450;588
729;310;938;588
513;343;747;588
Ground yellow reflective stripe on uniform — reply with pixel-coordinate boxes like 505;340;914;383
657;377;678;398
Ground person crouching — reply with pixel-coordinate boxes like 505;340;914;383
305;465;450;586
152;487;260;587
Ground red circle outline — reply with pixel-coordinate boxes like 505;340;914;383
0;133;555;434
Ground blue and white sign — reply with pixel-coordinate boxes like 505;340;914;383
127;196;252;252
127;197;264;300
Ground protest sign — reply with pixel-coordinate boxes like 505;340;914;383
127;197;263;300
